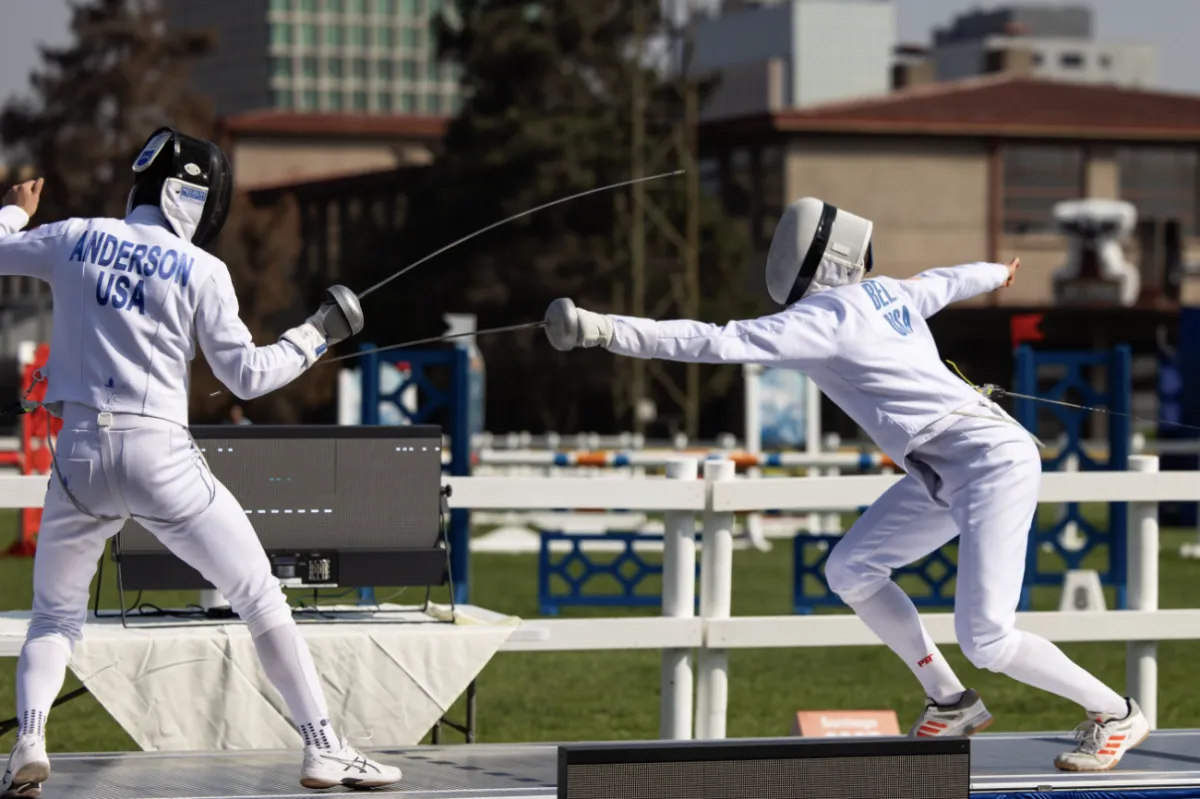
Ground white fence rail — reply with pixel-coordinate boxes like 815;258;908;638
0;454;1193;739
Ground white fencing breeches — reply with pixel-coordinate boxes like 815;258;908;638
825;406;1041;672
27;403;293;647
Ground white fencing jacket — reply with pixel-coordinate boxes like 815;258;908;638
0;204;308;426
607;262;1012;465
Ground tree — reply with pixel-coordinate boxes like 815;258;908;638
1;0;214;222
1;0;324;423
367;0;751;434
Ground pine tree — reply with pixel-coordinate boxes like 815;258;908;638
1;0;215;221
377;0;753;433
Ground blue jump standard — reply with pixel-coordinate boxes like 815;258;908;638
26;729;1200;798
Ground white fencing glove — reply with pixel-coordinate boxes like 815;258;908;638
544;298;613;352
282;284;365;366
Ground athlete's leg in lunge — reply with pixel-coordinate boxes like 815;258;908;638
825;473;993;737
141;479;402;789
3;427;123;798
926;419;1149;771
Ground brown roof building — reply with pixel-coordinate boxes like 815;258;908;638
231;74;1199;433
231;74;1200;347
216;110;448;192
700;73;1200;310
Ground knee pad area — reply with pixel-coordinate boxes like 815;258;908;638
823;552;888;604
24;630;76;658
240;590;295;639
959;630;1019;672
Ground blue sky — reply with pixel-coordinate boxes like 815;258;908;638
1;0;1199;107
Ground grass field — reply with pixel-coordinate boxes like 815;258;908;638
1;507;1199;752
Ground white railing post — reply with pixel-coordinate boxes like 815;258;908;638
742;364;768;552
1126;454;1159;729
805;376;822;535
660;457;699;740
696;459;735;740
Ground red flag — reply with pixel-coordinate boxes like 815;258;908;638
1011;313;1045;350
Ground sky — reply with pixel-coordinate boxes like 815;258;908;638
1;0;1200;106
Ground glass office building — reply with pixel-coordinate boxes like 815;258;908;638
165;0;461;116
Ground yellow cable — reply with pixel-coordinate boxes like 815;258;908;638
944;360;980;390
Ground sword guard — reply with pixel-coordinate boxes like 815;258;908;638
979;384;1007;399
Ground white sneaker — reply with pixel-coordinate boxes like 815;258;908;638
2;735;50;798
1054;698;1150;772
909;689;994;737
300;740;402;790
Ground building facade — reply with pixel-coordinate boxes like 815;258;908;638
694;0;895;120
236;74;1200;435
700;75;1200;313
900;5;1157;89
216;111;446;190
164;0;461;117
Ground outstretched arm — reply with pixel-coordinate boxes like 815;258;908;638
607;312;837;367
903;259;1017;318
544;297;837;367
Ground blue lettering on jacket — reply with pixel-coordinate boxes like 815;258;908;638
128;280;146;314
95;273;147;316
159;249;177;280
114;240;134;272
111;275;131;309
95;273;112;304
69;233;194;288
130;244;148;275
885;306;913;336
861;282;899;310
97;234;119;267
145;245;161;277
863;282;912;336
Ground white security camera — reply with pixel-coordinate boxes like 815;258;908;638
1051;199;1140;306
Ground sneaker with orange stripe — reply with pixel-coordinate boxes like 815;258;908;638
1054;698;1150;772
908;689;994;738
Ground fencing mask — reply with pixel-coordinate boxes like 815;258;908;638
765;197;874;306
127;127;233;248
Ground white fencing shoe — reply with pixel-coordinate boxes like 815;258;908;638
300;740;402;790
2;735;50;798
1054;698;1150;772
908;689;994;737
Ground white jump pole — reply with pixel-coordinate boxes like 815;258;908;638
742;365;768;551
1126;454;1159;729
660;457;699;739
696;459;736;740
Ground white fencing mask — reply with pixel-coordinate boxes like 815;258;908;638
765;197;874;306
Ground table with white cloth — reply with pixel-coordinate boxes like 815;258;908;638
0;603;527;752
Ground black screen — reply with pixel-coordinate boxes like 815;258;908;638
558;738;969;799
116;425;443;554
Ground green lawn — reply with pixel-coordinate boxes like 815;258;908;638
1;507;1199;751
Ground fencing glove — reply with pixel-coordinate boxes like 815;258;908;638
544;298;613;352
282;285;365;366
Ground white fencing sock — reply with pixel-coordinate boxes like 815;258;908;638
16;637;72;740
998;631;1127;716
847;581;967;705
253;622;340;750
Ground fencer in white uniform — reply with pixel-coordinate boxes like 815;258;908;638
545;197;1150;772
0;129;401;797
